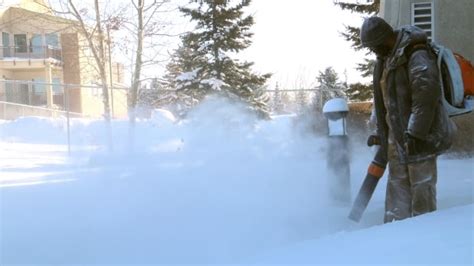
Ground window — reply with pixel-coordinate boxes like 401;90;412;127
4;81;29;104
52;78;63;95
30;34;43;55
32;78;63;95
412;2;434;41
14;34;27;53
18;83;30;104
5;81;14;102
32;78;47;106
45;33;59;48
33;78;46;96
2;32;10;57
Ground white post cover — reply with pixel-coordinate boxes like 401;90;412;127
323;98;349;136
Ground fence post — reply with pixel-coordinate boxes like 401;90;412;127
45;64;53;108
65;84;71;155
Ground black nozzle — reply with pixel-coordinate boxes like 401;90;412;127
348;173;381;222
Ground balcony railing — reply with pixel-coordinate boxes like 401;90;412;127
0;80;64;107
0;45;62;61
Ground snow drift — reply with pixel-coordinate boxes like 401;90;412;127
0;97;472;264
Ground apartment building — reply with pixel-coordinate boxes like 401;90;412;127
379;0;474;62
0;0;128;118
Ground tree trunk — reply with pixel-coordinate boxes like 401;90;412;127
94;0;111;123
94;0;113;151
128;0;144;151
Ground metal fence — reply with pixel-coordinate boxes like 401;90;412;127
0;80;361;120
136;87;342;116
0;79;129;155
0;81;374;156
265;89;321;114
0;79;129;120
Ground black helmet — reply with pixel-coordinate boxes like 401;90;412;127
360;17;394;47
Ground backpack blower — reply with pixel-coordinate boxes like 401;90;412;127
348;144;387;222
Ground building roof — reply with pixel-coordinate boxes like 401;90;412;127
1;0;53;14
0;2;77;31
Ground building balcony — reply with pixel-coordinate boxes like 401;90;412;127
0;45;62;64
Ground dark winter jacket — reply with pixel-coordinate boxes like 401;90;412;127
373;26;456;164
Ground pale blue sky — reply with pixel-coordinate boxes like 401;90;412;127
240;0;373;90
138;0;373;89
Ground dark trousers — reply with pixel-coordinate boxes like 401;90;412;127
384;142;437;223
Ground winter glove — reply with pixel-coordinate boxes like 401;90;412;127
404;133;424;156
367;134;381;147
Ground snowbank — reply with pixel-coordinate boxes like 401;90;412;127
0;97;472;264
251;204;473;265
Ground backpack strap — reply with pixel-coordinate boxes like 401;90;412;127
405;43;429;60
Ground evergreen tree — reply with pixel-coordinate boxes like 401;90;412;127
346;82;372;102
163;39;205;112
155;78;180;108
335;0;380;51
165;0;271;116
296;88;309;114
334;0;380;101
164;42;203;91
137;79;164;109
248;84;271;118
280;90;291;113
313;67;346;111
272;83;284;114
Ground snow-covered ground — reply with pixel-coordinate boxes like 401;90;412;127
0;98;473;265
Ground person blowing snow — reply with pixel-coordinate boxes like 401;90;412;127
360;17;456;222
